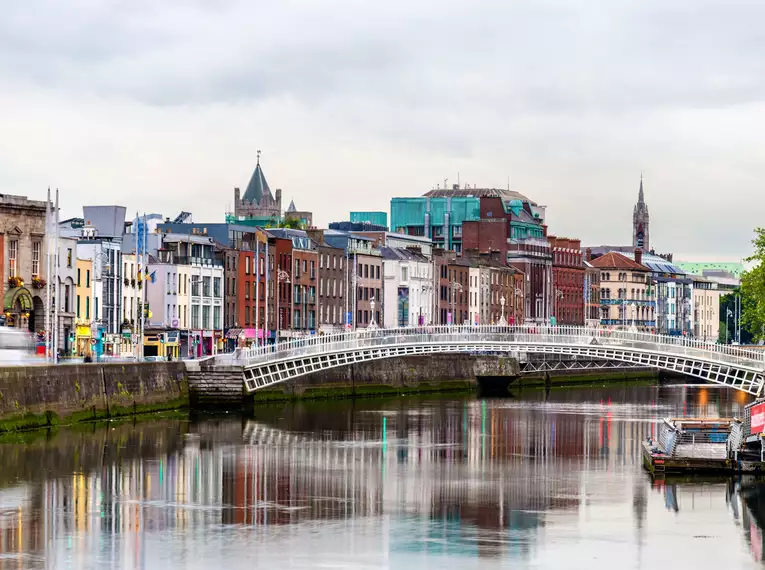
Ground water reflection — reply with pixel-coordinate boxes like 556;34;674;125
0;385;761;569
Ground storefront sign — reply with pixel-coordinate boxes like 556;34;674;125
751;402;765;434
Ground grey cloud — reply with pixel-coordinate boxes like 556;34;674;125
0;0;763;258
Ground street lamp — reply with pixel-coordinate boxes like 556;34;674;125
554;289;564;325
369;296;379;329
513;287;523;325
498;295;507;326
419;284;432;326
276;269;291;343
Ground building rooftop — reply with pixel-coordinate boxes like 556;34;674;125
675;261;745;278
618;251;685;275
379;247;429;263
423;187;531;202
590;252;650;272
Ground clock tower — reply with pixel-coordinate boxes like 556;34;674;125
633;175;649;252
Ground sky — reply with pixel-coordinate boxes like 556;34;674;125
1;0;763;261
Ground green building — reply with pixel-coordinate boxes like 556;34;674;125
675;261;745;278
390;186;542;253
350;211;388;228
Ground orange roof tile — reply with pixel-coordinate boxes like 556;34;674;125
589;251;650;272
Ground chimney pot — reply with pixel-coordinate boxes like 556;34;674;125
635;248;643;266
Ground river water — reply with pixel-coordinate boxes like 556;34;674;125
1;384;764;569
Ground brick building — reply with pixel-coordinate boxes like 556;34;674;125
268;235;293;340
307;230;348;333
470;253;525;325
584;255;601;328
291;245;318;334
446;258;470;325
433;249;456;325
548;236;584;325
353;252;383;328
461;195;552;324
320;231;383;330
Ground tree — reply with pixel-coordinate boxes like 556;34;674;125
719;290;754;344
739;228;765;342
265;217;305;230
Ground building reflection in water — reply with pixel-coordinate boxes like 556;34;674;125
0;384;759;568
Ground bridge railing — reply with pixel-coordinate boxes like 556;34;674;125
234;325;765;370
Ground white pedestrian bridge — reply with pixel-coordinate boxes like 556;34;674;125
230;325;765;396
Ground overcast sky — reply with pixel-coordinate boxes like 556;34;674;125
1;0;763;260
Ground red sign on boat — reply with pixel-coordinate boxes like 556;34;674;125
751;402;765;434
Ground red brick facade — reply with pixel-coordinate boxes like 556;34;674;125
549;236;584;325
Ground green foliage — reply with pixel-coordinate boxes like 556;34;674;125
740;228;765;341
265;217;305;230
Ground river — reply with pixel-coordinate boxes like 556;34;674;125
0;384;763;569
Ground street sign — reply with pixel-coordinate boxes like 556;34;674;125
171;319;179;328
90;338;97;346
131;334;138;344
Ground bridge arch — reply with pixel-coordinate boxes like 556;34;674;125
236;326;765;396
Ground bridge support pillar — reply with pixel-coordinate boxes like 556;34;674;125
476;376;514;397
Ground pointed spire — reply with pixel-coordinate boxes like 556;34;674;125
242;151;272;204
638;172;644;202
287;199;297;213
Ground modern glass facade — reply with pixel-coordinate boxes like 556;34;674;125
350;211;388;228
390;197;481;252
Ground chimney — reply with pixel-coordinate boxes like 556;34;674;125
635;248;643;266
585;248;592;262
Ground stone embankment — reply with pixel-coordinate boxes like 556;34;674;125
0;361;188;431
0;354;658;431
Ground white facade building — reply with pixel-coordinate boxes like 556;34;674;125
381;247;433;328
54;235;77;354
159;234;224;357
691;276;722;342
468;267;480;325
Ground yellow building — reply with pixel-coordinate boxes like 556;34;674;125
75;258;93;355
692;275;722;342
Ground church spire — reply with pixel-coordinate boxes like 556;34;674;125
633;173;649;251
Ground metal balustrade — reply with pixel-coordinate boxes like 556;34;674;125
223;325;765;395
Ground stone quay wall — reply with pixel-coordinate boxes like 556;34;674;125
0;362;188;428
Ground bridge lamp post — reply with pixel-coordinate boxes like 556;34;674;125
555;289;564;326
420;284;432;326
726;307;733;344
499;296;507;326
514;287;523;325
369;297;379;330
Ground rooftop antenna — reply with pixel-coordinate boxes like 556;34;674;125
457;172;460;188
444;178;448;189
507;176;510;191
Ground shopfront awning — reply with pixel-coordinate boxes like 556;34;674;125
3;287;32;312
226;328;242;339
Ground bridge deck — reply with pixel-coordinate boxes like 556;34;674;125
224;326;765;395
